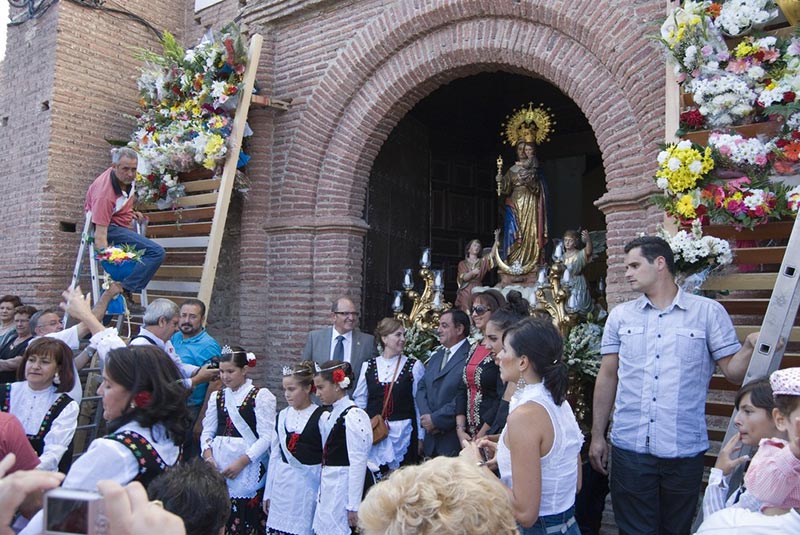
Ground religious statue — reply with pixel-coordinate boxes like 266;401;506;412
562;229;594;316
454;239;491;313
493;103;554;277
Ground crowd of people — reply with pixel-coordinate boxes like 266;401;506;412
0;149;797;535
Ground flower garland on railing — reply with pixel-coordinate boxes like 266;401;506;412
129;23;249;208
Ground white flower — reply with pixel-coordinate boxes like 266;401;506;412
688;160;703;174
668;157;682;171
657;151;669;164
677;140;693;150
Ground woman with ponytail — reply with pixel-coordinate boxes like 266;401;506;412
463;317;583;535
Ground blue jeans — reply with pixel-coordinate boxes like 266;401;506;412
610;446;705;535
518;506;580;535
105;224;165;292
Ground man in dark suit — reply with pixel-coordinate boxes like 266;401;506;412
301;297;375;386
416;309;471;458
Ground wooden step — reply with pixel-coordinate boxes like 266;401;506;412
154;265;203;278
143;206;215;224
139;191;218;211
149;236;210;248
731;246;786;265
717;298;770;315
702;273;777;291
145;222;213;238
735;325;800;342
182;178;221;193
703;221;795;240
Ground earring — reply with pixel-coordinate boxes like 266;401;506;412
53;373;60;386
129;401;136;409
516;375;528;391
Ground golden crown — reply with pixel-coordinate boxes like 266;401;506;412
501;103;555;146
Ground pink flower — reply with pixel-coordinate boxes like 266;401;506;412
755;154;768;165
718;145;732;156
701;45;713;57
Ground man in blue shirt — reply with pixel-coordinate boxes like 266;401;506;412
589;236;758;535
171;298;221;459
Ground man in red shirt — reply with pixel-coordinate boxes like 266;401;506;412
84;148;164;300
0;413;40;473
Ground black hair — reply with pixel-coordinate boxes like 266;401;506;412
774;394;800;417
18;337;75;393
180;299;207;318
735;377;775;412
316;360;354;385
503;317;568;405
219;345;252;369
488;291;530;332
0;295;22;308
105;346;189;445
623;236;675;275
148;459;229;535
441;309;470;338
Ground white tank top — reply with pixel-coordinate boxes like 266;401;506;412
496;382;584;516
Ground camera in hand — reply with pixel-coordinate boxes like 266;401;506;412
206;356;221;369
44;488;108;535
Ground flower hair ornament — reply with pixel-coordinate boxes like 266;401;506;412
132;391;152;409
331;368;351;389
221;345;257;367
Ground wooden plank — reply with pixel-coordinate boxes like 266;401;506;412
154;265;203;278
146;222;213;238
706;400;734;417
133;293;191;306
144;207;215;224
701;273;778;291
732;247;785;265
735;325;800;342
139;192;218;210
197;34;263;312
146;280;200;293
703;221;795;240
182;178;221;193
149;236;210;248
717;298;770;315
709;375;740;391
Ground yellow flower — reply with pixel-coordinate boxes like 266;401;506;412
734;41;754;58
204;134;225;156
765;81;777;91
676;194;697;219
203;156;216;170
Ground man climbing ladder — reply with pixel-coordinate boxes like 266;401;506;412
84;147;164;304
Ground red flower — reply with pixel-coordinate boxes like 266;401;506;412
680;109;705;130
776;138;791;148
287;432;301;453
133;391;151;408
792;130;800;140
785;91;797;104
159;184;168;194
332;369;346;383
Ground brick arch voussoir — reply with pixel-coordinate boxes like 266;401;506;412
310;26;651;218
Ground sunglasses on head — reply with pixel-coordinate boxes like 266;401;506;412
470;305;489;316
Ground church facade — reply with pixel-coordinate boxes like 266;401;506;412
0;0;668;388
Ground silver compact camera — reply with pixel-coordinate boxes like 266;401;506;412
43;488;108;535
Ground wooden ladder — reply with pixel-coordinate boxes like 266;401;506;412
135;34;263;313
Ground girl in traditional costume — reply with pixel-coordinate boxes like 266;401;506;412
313;360;371;535
264;361;323;535
0;337;78;472
201;345;276;535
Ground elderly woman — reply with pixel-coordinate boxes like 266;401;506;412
354;317;425;471
359;456;520;535
0;295;22;343
455;290;506;444
0;305;37;384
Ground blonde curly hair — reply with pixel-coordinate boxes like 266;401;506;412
358;456;519;535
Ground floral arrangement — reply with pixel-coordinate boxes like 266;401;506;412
708;132;771;179
688;71;758;127
331;368;351;389
703;176;780;228
95;244;144;264
659;220;734;275
402;323;440;365
655;140;715;195
563;321;603;382
129;24;250;208
717;0;778;36
658;1;728;81
788;184;800;210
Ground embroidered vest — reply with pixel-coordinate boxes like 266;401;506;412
104;430;169;488
216;387;259;438
364;358;416;421
322;406;354;467
277;406;324;465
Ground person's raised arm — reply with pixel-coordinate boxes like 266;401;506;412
717;332;758;385
94;224;109;250
589;354;618;475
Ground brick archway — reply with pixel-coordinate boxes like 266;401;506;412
246;0;667;373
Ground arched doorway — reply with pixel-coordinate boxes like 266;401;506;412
362;72;606;331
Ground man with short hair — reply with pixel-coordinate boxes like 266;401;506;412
171;299;221;459
84;147;165;299
301;297;375;385
589;236;758;535
416;309;471;458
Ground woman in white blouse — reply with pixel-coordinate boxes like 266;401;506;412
265;360;324;535
0;337;79;472
464;317;583;535
20;344;189;535
313;361;371;535
353;317;424;471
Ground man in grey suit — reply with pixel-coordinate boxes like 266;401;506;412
301;297;375;386
416;309;471;458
